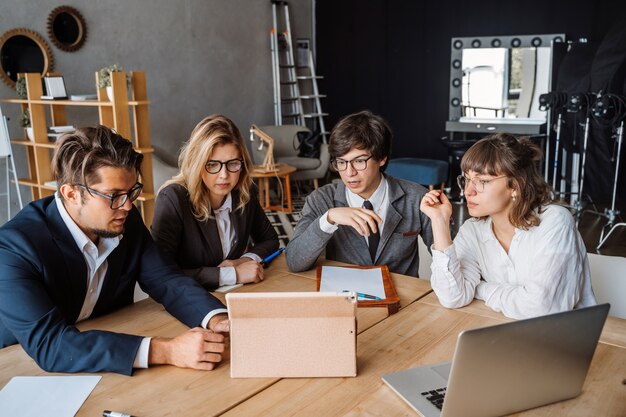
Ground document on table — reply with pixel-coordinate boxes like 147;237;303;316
320;266;386;299
0;376;101;417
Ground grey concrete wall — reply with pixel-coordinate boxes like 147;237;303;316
0;0;313;196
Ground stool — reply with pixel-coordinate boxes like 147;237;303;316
386;158;449;190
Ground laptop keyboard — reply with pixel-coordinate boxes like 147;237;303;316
421;387;447;410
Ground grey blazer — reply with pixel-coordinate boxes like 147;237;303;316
286;175;433;276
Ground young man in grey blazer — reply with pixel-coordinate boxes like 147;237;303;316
286;110;433;276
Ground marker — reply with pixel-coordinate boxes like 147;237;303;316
103;411;135;417
342;290;382;300
261;247;285;266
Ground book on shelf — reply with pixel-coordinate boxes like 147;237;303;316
41;76;68;100
69;94;97;101
49;125;75;133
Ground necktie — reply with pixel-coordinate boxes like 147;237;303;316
363;200;379;262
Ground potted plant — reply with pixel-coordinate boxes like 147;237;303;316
19;109;33;141
15;76;27;99
96;64;130;100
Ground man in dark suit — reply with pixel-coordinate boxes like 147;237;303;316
0;126;229;375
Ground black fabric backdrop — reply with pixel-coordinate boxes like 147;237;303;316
316;0;626;206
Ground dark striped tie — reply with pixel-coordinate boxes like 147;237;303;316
363;200;379;263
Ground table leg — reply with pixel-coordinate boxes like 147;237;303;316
284;174;292;213
263;178;270;209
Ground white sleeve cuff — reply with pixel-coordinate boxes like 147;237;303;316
319;210;339;234
241;252;263;263
431;244;456;270
219;266;237;286
133;337;152;368
201;308;230;329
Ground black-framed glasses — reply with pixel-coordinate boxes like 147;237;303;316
77;182;143;209
331;155;374;172
457;175;507;193
205;159;244;174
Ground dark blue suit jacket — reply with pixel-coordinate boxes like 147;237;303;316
0;197;226;375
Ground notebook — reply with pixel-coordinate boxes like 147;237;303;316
227;291;357;378
382;304;610;417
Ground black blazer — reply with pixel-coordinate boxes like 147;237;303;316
0;197;226;375
151;184;279;290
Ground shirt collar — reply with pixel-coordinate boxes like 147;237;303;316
54;192;123;251
345;176;388;209
214;193;233;214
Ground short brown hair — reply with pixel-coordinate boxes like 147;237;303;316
52;125;143;188
328;110;392;172
461;133;552;229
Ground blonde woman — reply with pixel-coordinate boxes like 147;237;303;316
151;115;279;290
420;133;596;319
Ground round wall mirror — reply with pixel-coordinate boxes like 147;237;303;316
47;6;87;52
0;28;54;87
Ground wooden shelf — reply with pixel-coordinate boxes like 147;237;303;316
3;71;156;226
1;98;149;106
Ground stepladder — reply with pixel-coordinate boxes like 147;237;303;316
270;0;328;141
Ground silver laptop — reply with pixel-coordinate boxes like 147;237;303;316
382;304;609;417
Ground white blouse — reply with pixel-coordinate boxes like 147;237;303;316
430;204;597;319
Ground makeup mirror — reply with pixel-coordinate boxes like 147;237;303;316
446;34;565;135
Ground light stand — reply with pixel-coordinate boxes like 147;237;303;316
597;120;625;249
538;92;567;191
580;93;626;249
566;92;596;215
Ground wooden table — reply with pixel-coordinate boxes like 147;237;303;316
250;163;297;213
0;264;431;417
2;256;623;416
224;296;626;417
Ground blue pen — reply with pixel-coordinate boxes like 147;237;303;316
342;290;382;300
261;247;285;266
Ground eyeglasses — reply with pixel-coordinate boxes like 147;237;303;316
331;155;374;172
457;175;507;193
205;159;244;174
77;182;143;209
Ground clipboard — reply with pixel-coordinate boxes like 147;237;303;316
316;265;400;314
227;292;357;378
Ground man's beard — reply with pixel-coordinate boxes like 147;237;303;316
91;227;124;239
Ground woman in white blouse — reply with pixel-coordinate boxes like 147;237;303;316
420;133;596;319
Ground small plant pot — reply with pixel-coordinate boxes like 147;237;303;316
106;86;113;101
26;127;34;141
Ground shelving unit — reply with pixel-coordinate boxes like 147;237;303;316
0;71;155;225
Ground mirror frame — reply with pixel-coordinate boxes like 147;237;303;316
47;5;87;52
447;34;565;134
0;28;54;88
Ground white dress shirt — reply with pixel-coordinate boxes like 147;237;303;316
319;176;389;248
430;204;596;319
55;193;226;369
215;193;262;286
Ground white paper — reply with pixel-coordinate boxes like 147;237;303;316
320;266;386;300
0;376;101;417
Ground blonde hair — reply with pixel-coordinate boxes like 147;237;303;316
461;133;552;229
162;115;253;221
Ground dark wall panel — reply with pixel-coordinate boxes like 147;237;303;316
317;0;623;161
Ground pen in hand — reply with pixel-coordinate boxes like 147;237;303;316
261;247;285;268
